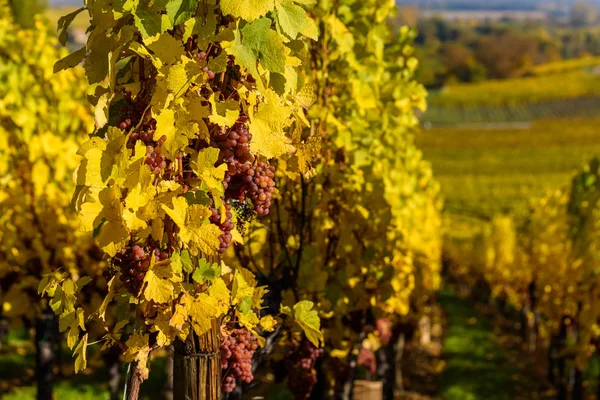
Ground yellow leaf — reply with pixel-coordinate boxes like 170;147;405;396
260;315;277;332
143;259;175;303
232;267;256;305
293;301;323;347
208;278;231;316
248;89;293;158
220;0;275;22
123;332;149;363
209;94;240;127
73;334;88;373
180;205;221;256
191;148;228;193
161;196;188;228
154;109;188;159
145;33;185;65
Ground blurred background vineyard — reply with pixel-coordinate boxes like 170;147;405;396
4;0;600;399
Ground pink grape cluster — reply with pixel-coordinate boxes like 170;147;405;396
220;329;258;393
224;159;275;216
357;347;376;374
113;245;168;295
285;341;324;399
215;116;253;164
209;201;234;253
144;136;168;174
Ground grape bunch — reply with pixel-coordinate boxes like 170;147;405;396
375;318;392;344
118;90;144;132
112;245;169;295
209;201;234;253
127;117;157;149
214;116;253;164
220;329;258;393
357;347;376;374
223;159;275;216
284;341;324;399
144;136;168;174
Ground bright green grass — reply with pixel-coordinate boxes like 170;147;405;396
3;382;109;400
428;71;600;107
416;118;600;221
438;289;517;400
0;334;168;400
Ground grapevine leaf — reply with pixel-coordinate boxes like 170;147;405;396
222;29;262;89
54;47;86;74
241;17;287;74
248;89;292;158
207;52;228;74
232;267;256;305
208;94;240;127
180;249;193;273
293;301;323;347
143;259;176;303
154;109;188;160
133;1;170;38
260;315;277;332
185;280;230;336
93;91;110;130
97;276;116;321
145;33;185;65
152;312;178;347
161;196;188;229
182;6;218;45
237;311;264;345
49;280;76;315
190;148;228;194
164;57;201;95
191;258;219;283
237;296;253;314
57;6;86;46
73;334;88;373
208;278;231;316
165;0;197;26
299;17;318;41
276;0;308;39
181;205;222;256
220;0;275;22
123;332;149;363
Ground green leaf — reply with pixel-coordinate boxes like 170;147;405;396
293;301;323;347
276;0;307;39
237;296;253;314
180;249;194;273
191;258;219;283
223;29;262;89
134;2;168;38
241;17;287;74
165;0;198;26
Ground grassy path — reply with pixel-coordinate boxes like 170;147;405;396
438;289;522;400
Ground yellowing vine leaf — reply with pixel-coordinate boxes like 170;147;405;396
73;334;88;373
191;148;228;194
143;259;176;303
219;0;275;22
248;89;293;158
293;301;323;347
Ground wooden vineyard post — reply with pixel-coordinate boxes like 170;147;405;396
174;318;221;400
